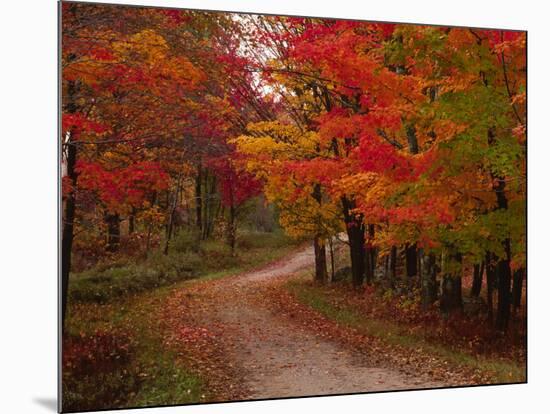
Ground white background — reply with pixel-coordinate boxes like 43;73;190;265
0;0;546;413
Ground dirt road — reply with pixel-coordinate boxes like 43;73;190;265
166;246;443;400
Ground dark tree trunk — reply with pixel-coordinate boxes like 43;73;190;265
348;228;366;288
440;253;463;314
406;125;419;154
105;213;120;253
311;183;328;283
342;196;366;288
365;251;373;285
389;245;397;288
228;203;236;252
61;74;79;331
470;262;484;298
329;237;335;281
495;240;512;332
61;140;77;330
144;192;157;258
421;253;438;309
405;243;418;279
201;170;209;240
128;209;135;235
365;224;376;285
512;268;525;312
227;181;236;253
313;236;328;284
164;177;182;255
440;274;463;314
488;128;513;332
486;252;496;323
417;248;423;289
206;176;218;239
195;163;202;232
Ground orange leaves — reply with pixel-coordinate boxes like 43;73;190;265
512;124;527;144
430;119;468;142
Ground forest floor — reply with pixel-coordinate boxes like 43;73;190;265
64;239;525;411
161;244;521;403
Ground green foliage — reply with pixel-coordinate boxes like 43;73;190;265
69;230;300;303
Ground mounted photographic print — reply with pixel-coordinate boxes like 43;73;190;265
60;1;527;412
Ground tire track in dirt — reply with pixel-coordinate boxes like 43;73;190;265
169;245;444;400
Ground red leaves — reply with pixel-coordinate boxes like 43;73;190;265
63;330;133;377
160;9;190;26
76;161;169;212
285;159;345;190
89;46;115;61
62;113;109;138
208;157;262;208
377;23;397;39
480;29;523;49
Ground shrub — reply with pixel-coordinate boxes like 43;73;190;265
62;330;141;412
69;230;298;303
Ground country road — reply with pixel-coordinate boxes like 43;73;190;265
165;245;443;400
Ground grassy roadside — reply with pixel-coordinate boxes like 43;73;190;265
63;231;302;412
69;230;301;303
285;277;525;384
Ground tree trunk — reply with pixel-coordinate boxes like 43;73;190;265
195;163;202;232
389;245;397;288
486;252;496;323
470;262;484;298
365;224;376;285
61;74;79;331
105;213;120;253
313;235;328;284
206;175;217;239
421;253;438;309
311;183;328;283
440;274;462;314
440;253;463;314
365;252;373;285
489;128;513;332
164;176;182;255
201;170;209;240
405;243;418;279
417;247;423;289
512;268;525;312
227;184;236;253
128;208;135;235
329;237;335;281
61;140;77;330
406;125;419;154
342;196;366;288
495;240;512;332
383;255;390;287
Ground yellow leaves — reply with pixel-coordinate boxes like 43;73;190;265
439;73;478;94
335;172;378;198
233;135;289;158
113;29;169;64
233;121;320;161
160;55;206;89
137;204;164;225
